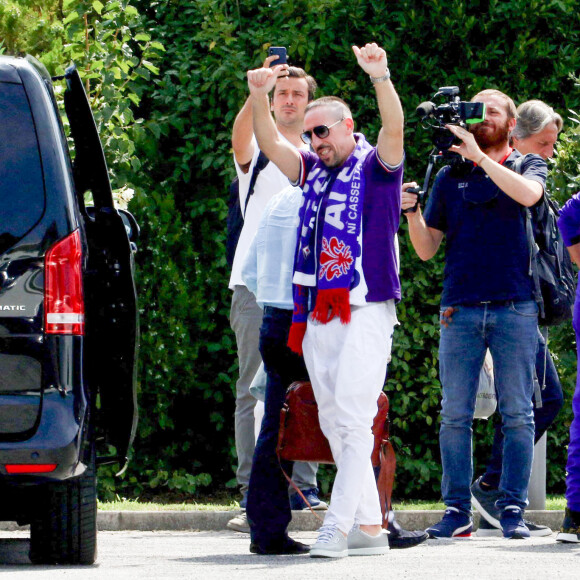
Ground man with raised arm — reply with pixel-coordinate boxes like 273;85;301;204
247;42;404;558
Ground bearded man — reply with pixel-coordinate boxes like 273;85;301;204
401;89;548;540
248;42;404;558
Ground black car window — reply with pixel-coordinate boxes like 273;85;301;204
0;82;45;255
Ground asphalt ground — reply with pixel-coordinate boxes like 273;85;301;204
1;528;579;579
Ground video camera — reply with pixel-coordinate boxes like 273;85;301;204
416;86;486;151
403;87;487;214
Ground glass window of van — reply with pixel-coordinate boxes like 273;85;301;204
0;82;45;255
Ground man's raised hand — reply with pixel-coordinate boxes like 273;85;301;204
352;43;388;78
247;64;288;97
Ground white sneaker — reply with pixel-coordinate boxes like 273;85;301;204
310;524;348;558
347;525;390;556
226;510;250;533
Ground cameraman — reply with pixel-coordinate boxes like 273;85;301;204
402;89;547;539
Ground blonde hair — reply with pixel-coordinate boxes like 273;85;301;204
471;89;517;120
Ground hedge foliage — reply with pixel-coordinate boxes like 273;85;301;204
124;0;580;500
3;0;580;500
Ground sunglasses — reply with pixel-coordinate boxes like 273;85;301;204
301;117;345;144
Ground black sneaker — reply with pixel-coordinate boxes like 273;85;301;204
387;517;429;549
478;515;551;537
470;476;501;528
500;506;530;539
556;508;580;543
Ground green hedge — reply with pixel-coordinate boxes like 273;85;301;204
3;0;580;499
118;0;580;500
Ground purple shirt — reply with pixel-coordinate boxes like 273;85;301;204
557;192;580;301
296;145;403;303
558;192;580;248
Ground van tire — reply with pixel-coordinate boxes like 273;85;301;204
29;445;97;565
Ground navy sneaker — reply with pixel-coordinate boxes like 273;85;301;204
470;476;501;528
289;488;328;511
426;507;473;539
556;508;580;543
478;515;551;537
239;491;248;510
500;506;530;539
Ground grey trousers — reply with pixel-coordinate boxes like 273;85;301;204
230;285;318;495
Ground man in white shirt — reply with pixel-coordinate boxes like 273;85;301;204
228;59;321;532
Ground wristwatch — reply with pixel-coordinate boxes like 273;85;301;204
370;69;391;84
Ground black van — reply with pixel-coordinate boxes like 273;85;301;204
0;55;138;564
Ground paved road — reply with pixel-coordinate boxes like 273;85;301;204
1;529;579;579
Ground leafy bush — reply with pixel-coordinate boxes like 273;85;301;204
125;0;580;500
0;0;64;70
4;0;580;499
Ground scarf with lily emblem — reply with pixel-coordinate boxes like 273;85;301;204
288;134;373;354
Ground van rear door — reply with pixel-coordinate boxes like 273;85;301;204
63;66;139;472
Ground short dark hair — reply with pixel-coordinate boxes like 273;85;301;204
285;67;317;101
305;96;352;119
471;89;517;120
512;100;564;140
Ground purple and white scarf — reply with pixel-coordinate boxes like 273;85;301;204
288;134;373;354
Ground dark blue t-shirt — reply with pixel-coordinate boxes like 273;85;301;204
423;151;547;305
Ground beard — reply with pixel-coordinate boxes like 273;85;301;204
470;120;511;149
316;143;341;168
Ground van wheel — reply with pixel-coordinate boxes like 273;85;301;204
29;445;97;565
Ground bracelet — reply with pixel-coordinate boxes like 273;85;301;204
370;69;391;84
477;154;487;166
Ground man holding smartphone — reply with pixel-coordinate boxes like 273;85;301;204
247;42;405;558
227;52;323;540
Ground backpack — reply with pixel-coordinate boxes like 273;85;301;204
226;151;269;267
514;155;576;326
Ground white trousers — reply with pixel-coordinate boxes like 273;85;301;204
303;301;397;534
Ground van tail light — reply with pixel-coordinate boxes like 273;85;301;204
45;229;85;335
5;464;57;474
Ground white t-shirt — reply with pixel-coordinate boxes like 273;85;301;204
229;134;306;289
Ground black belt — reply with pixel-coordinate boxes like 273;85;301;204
457;300;514;308
263;305;293;316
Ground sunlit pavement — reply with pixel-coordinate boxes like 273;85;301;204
1;529;579;579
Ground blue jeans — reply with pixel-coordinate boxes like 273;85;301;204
482;328;564;488
439;301;538;513
246;307;308;548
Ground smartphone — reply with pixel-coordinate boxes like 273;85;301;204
268;46;287;67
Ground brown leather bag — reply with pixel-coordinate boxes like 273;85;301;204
276;380;396;527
